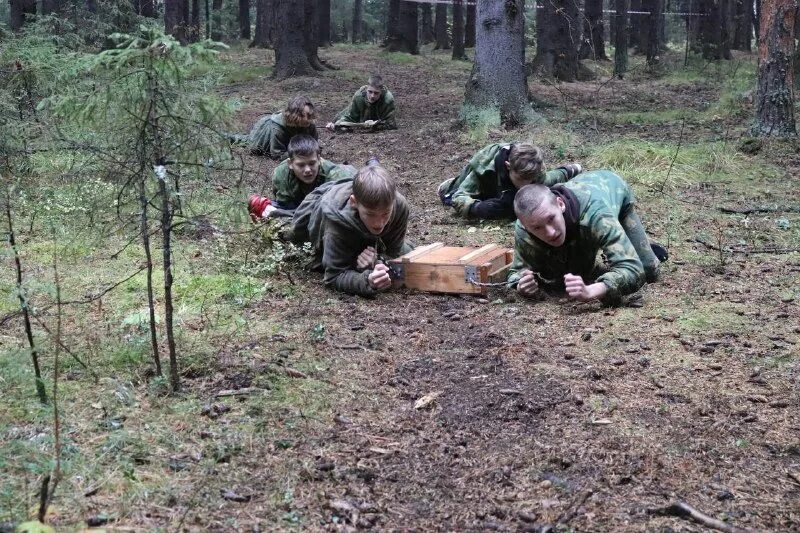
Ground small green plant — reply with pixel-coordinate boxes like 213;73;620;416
459;104;501;142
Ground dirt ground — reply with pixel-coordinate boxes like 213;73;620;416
10;44;798;531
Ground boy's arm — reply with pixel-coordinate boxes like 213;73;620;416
268;130;288;160
322;222;377;297
542;164;583;186
335;95;363;124
271;163;298;210
592;214;646;302
450;170;482;218
375;99;397;130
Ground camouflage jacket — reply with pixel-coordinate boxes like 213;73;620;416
335;86;397;130
507;170;646;302
247;112;318;159
449;143;572;218
272;159;357;210
285;179;412;297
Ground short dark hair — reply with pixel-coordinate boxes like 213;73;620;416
284;95;315;127
288;135;320;159
514;184;556;218
353;164;395;209
508;143;545;182
367;74;384;88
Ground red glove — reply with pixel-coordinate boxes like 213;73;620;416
248;195;272;222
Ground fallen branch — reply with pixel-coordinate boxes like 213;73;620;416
650;501;755;533
719;205;800;215
692;239;799;255
214;387;266;398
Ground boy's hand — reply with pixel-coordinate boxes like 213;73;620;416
356;246;377;269
368;263;392;290
364;120;377;127
516;269;539;297
564;274;607;301
325;122;336;131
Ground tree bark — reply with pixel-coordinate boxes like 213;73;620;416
9;0;37;30
239;0;251;38
733;0;753;50
318;0;331;47
646;0;663;63
752;0;796;135
434;3;450;50
187;0;198;42
452;0;467;59
465;0;529;126
386;0;418;54
273;0;315;78
303;0;326;69
252;0;271;47
421;3;434;44
352;0;363;42
579;0;608;59
40;0;63;15
614;0;630;77
465;3;476;47
165;0;188;44
532;0;588;80
387;0;400;44
700;0;732;59
629;0;642;49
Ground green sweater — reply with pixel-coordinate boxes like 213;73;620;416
335;86;398;130
507;170;647;302
449;143;571;218
272;159;357;210
285;179;412;297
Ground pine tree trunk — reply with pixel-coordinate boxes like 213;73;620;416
465;0;529;126
387;0;400;44
165;0;188;43
252;0;271;47
273;0;315;78
733;0;753;50
579;0;607;59
646;0;663;63
136;0;156;18
614;0;630;77
303;0;326;69
239;0;251;38
352;0;363;42
752;0;796;136
386;0;418;54
40;0;63;14
452;0;467;59
9;0;37;30
211;0;223;41
532;0;584;80
465;4;476;47
138;180;162;378
421;3;434;44
157;176;180;393
629;0;642;48
318;0;331;47
700;0;732;59
434;3;450;50
186;0;198;42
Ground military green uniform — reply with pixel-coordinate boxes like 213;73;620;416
231;112;318;159
334;86;397;130
272;159;357;210
442;143;575;219
508;170;660;304
284;179;412;297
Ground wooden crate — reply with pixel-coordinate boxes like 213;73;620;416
388;243;513;295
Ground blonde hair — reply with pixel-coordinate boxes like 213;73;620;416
352;164;395;209
508;143;545;182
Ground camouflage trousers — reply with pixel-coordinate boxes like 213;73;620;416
620;204;661;283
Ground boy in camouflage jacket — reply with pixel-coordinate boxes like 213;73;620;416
325;75;397;132
283;163;412;297
231;95;318;159
248;135;356;218
438;142;583;219
508;170;664;305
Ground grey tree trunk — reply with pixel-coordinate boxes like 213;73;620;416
9;0;36;30
353;0;363;43
629;0;641;49
434;3;450;50
465;0;529;126
452;0;467;59
386;0;418;54
387;0;400;44
252;0;271;47
165;0;188;43
318;0;331;47
465;4;476;47
40;0;63;14
732;0;753;50
532;0;586;80
211;0;223;41
614;0;629;77
421;3;434;44
239;0;251;38
752;0;796;135
579;0;607;59
700;0;732;59
646;0;663;63
274;0;315;78
303;0;327;69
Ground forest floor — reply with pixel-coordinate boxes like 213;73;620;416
2;43;800;531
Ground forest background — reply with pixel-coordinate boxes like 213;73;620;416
1;0;799;530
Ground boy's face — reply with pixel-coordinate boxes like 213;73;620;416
350;196;393;235
519;196;567;247
288;153;321;184
365;85;382;104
